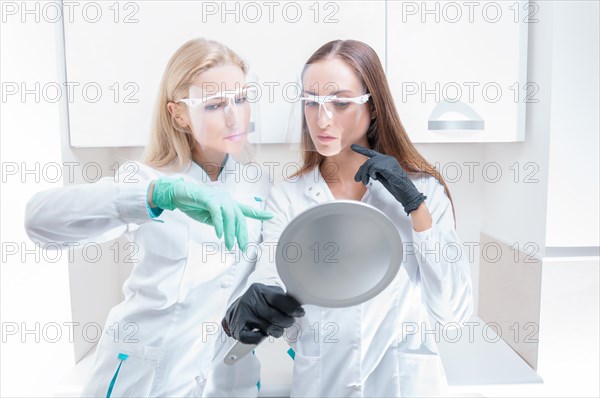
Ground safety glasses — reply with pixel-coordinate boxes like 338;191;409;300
300;93;371;119
176;87;259;109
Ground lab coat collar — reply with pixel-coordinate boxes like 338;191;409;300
302;167;333;204
186;153;236;185
302;166;376;204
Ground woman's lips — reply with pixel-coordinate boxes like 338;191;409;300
316;135;336;143
224;132;247;142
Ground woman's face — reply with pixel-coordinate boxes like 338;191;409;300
184;64;251;155
302;58;372;157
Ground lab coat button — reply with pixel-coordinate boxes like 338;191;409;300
352;344;359;350
351;384;362;390
195;374;206;384
220;280;230;288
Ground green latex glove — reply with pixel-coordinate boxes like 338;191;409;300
151;177;273;251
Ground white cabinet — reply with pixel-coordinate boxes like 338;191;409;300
386;0;530;142
62;0;386;146
63;0;529;146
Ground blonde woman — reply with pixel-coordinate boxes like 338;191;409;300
25;38;274;396
223;40;473;397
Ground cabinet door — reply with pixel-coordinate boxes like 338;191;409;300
386;1;531;142
63;0;385;146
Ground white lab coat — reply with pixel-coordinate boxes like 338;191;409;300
245;167;474;397
25;156;268;397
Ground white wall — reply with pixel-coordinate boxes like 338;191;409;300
1;13;74;397
545;0;600;248
537;257;600;397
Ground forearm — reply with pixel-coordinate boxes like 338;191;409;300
26;161;158;246
25;180;145;245
147;180;157;208
410;201;432;232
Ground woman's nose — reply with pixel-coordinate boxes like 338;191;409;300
224;99;239;127
317;105;333;129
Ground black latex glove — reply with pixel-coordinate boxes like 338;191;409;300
352;144;427;215
222;283;305;344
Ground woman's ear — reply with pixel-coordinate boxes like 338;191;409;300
370;105;377;120
167;102;189;128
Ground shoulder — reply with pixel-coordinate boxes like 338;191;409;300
112;160;164;182
132;159;194;180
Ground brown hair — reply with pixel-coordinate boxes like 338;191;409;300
143;38;247;171
295;40;456;225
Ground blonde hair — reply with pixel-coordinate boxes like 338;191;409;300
143;38;247;171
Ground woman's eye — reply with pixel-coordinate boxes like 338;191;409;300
235;96;248;104
333;101;350;107
205;101;226;110
305;101;318;107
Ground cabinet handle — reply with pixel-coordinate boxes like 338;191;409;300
428;99;485;131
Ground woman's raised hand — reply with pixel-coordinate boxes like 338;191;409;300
351;144;427;216
151;177;273;251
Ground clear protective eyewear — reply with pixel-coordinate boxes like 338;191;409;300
299;93;371;119
177;86;259;116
